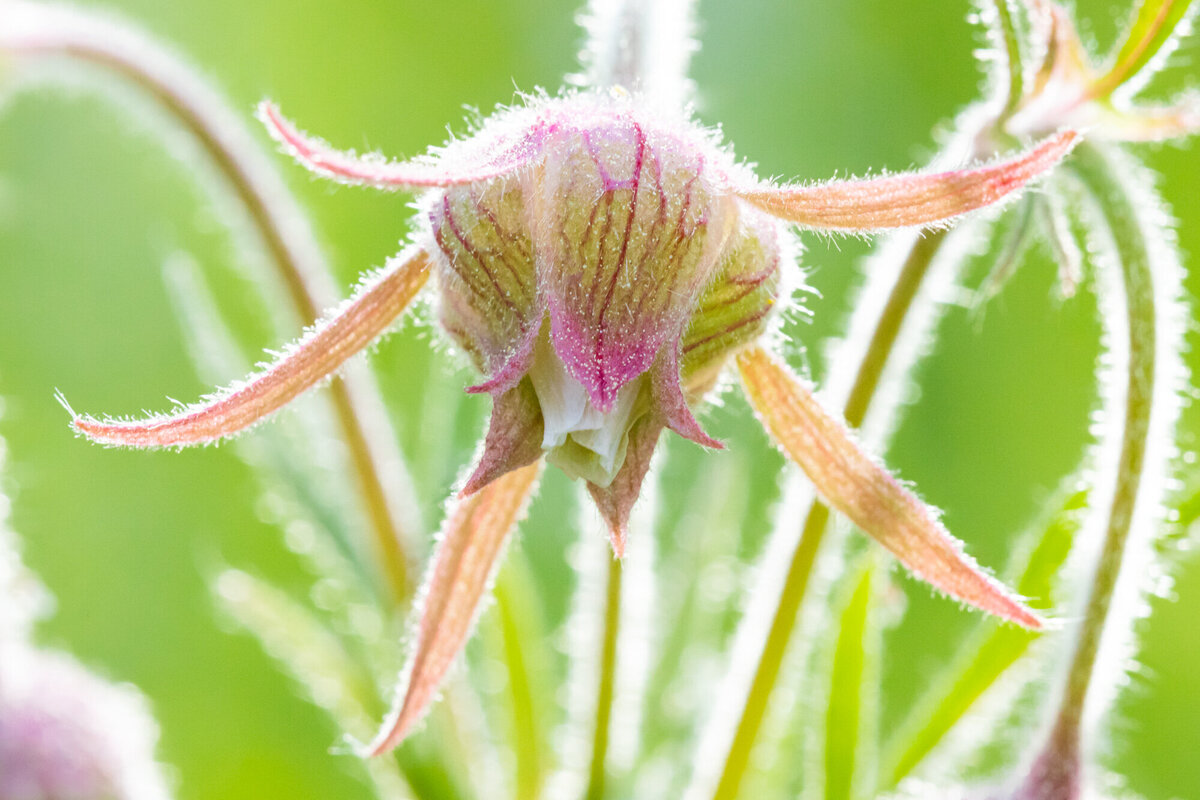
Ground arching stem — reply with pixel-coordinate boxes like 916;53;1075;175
2;4;418;604
1019;141;1176;799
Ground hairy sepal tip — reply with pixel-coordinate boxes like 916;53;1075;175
71;414;189;449
735;345;1042;629
259;98;529;190
368;462;541;756
66;248;431;450
736;130;1079;233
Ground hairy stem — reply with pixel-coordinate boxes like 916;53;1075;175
579;0;697;107
2;4;417;604
1022;141;1174;796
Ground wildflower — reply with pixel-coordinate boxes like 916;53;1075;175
0;644;172;800
68;77;1076;751
0;443;170;800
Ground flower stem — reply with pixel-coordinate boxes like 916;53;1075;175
841;232;949;428
584;555;623;800
710;230;950;800
3;5;416;604
579;0;697;107
1022;141;1172;797
989;0;1026;119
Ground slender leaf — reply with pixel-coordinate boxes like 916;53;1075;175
491;560;552;800
824;558;879;800
215;570;415;800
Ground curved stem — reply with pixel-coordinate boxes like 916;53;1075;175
841;232;950;428
2;5;416;603
709;230;951;800
1022;141;1171;797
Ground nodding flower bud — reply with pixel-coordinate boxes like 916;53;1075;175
429;95;785;516
65;74;1074;754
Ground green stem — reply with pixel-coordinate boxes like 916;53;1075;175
3;9;415;604
710;231;950;800
1023;141;1164;795
842;232;950;429
991;0;1026;119
585;556;624;800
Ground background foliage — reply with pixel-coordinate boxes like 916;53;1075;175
0;1;1197;798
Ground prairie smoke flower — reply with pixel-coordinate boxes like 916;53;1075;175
69;82;1077;751
0;459;170;800
0;644;171;800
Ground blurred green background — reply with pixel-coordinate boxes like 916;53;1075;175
0;1;1197;798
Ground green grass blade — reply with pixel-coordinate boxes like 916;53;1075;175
824;558;879;800
492;559;552;800
215;570;419;799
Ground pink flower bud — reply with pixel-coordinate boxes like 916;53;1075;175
426;95;783;523
0;644;170;800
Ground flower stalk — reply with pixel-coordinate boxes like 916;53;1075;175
584;555;623;800
1016;139;1184;799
